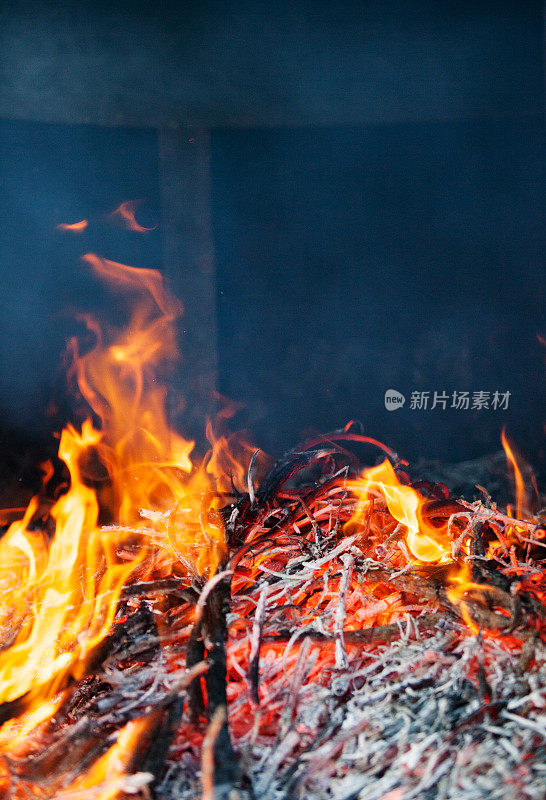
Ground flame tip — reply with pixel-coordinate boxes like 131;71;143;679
56;219;88;233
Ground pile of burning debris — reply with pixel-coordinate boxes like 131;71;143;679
0;253;544;800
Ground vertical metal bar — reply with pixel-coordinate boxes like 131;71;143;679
158;127;218;448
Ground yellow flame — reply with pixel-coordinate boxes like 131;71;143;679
73;254;227;575
0;695;65;751
0;254;235;727
61;717;152;800
348;459;450;562
0;421;143;706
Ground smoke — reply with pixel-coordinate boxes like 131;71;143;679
0;1;543;467
0;2;541;125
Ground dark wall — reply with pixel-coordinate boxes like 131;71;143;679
212;119;545;462
0;116;544;468
1;1;543;126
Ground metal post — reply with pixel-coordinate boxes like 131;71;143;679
158;126;218;449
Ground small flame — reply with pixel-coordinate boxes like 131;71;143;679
445;562;482;634
501;429;528;519
348;459;451;562
56;219;88;232
108;200;156;232
0;694;65;751
60;717;153;800
205;420;266;496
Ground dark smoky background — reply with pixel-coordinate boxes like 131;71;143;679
0;0;544;497
212;120;544;462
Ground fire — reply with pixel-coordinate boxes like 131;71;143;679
60;717;153;800
56;219;88;232
347;459;451;562
346;459;503;631
0;420;143;707
0;252;231;739
445;563;482;636
0;694;64;751
0;207;542;796
74;254;227;576
346;451;542;632
108;200;156;232
501;428;529;520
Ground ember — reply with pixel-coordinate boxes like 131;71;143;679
0;248;544;800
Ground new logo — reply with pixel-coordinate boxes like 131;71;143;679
384;389;405;411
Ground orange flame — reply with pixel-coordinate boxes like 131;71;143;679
0;253;232;730
346;460;487;636
0;694;65;752
56;219;88;232
501;429;528;520
108;200;156;232
205;420;267;496
347;441;538;636
0;420;143;707
75;254;227;576
347;459;451;562
61;717;153;800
